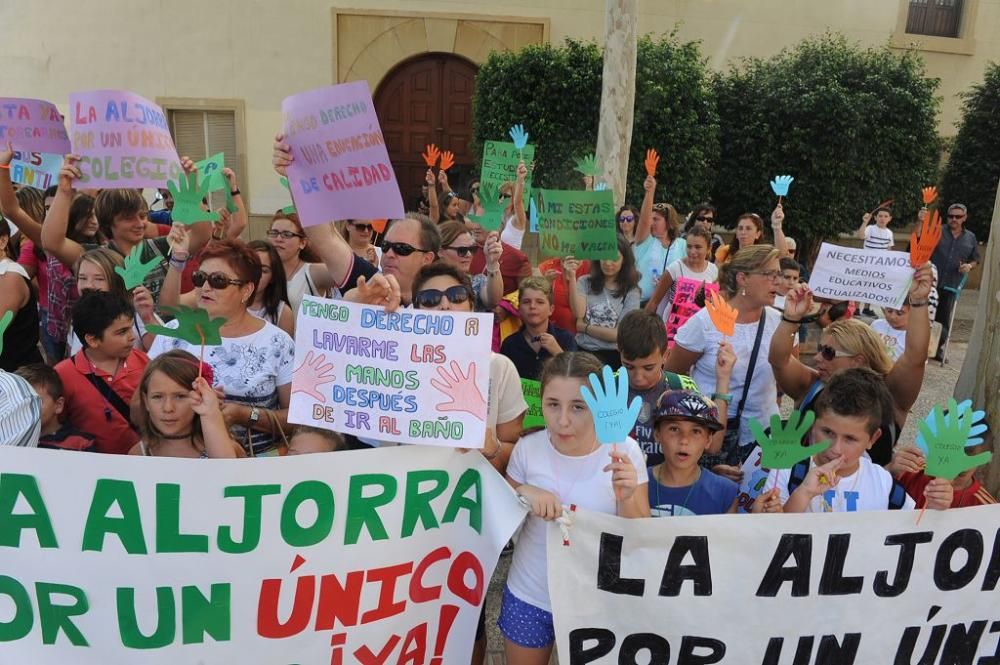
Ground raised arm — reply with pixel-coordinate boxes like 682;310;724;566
40;155;86;267
770;204;788;256
768;284;819;400
884;263;932;415
855;212;871;240
482;232;503;308
634;175;656;245
158;225;198;310
425;169;439;223
0;143;43;247
223;167;247;239
510;160;528;232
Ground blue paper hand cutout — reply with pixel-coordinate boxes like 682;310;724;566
509;124;529;151
916;398;992;480
579;365;642;445
916;399;988;453
770;175;794;197
594;181;609;191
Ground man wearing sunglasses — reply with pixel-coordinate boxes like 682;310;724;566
930;203;980;361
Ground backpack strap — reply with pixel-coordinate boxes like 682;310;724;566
84;372;139;433
787;459;811;496
888;480;908;510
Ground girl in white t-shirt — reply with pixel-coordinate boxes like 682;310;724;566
502;351;649;663
645;226;719;320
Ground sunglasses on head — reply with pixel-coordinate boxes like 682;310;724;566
351;223;373;232
413;285;472;309
266;229;304;240
817;344;853;361
192;270;247;290
381;241;430;257
446;245;480;257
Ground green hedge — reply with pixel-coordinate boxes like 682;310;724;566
940;62;1000;240
712;33;940;257
472;34;719;209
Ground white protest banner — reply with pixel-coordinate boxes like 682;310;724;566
807;242;913;307
0;445;525;664
550;506;1000;664
282;81;405;226
289;295;493;447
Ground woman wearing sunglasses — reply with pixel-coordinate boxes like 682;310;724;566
616;205;639;243
769;264;933;466
151;238;295;457
438;221;502;310
340;219;380;265
266;211;336;312
666;244;784;482
632;175;686;306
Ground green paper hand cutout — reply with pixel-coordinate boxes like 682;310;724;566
168;172;219;225
194;152;227;192
918;399;993;480
146;306;226;346
0;310;12;357
574;154;602;177
114;243;161;291
749;410;830;469
279;176;296;215
467;182;504;231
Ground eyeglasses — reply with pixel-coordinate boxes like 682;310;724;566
350;223;373;232
500;193;512;200
445;245;480;257
619;215;636;223
947;214;965;220
695;215;714;222
749;269;782;280
817;344;854;361
413;285;473;309
192;271;247;290
266;229;304;240
381;241;431;257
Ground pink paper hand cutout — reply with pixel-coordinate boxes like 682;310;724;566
431;360;487;421
292;351;337;402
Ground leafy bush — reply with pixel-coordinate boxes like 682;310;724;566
940;62;1000;240
712;33;940;256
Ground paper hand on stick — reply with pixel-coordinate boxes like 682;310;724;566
770;175;794;197
431;361;487;420
644;149;660;177
594;181;608;191
114;243;161;291
0;310;12;357
921;186;938;206
910;209;942;267
509;124;529;156
750;411;830;469
706;291;737;337
916;399;991;480
574;154;602;178
278;176;296;215
147;307;226;346
421;144;441;168
467;182;504;231
169;172;218;225
292;351;338;402
579;365;642;445
439;150;455;172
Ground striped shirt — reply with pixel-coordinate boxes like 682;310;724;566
0;371;40;447
864;224;894;250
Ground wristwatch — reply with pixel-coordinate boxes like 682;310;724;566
711;392;733;403
230;188;241;196
248;407;260;427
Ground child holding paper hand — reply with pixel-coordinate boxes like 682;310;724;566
769;368;952;513
503;351;648;663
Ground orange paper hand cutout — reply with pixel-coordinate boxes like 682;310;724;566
910;210;942;267
421;144;441;168
706;291;737;337
921;186;938;206
439;150;455;172
644;149;660;177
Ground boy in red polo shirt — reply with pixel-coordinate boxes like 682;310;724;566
55;291;148;454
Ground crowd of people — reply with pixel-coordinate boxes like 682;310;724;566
0;129;990;665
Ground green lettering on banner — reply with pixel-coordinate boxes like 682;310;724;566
520;378;545;429
0;473;58;548
480;140;534;209
156;484;209;553
117;586;174;649
36;582;90;646
345;474;397;545
536;189;618;260
401;470;450;538
82;479;147;554
442;468;482;534
0;575;33;641
280;481;335;547
217;484;281;554
180;584;231;644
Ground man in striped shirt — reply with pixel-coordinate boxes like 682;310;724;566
0;370;40;447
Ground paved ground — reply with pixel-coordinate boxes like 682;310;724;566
482;291;979;664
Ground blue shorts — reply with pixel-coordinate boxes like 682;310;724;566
497;585;555;648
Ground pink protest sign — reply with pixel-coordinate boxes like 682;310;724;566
0;98;71;155
666;277;720;347
68;90;182;188
282;81;405;227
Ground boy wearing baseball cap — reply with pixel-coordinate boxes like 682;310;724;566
647;390;738;516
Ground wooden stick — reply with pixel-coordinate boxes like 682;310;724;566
197;326;206;380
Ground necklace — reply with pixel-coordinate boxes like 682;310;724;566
653;464;699;516
160;431;194;440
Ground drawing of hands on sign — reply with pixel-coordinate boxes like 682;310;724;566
431;361;487;420
292;351;337;402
